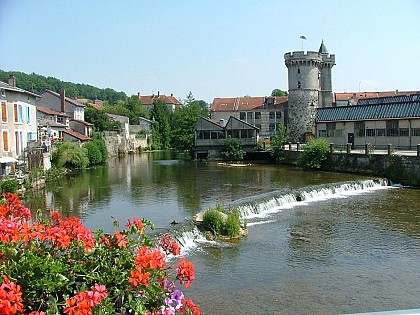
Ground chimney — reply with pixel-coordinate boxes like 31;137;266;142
171;93;173;97
157;91;160;97
8;75;16;87
138;92;140;98
60;89;66;113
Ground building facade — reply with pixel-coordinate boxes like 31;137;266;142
284;41;335;142
138;92;182;113
316;93;420;149
194;116;259;159
210;96;286;140
0;76;38;162
37;89;85;121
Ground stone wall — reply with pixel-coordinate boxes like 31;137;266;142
282;150;420;187
103;135;148;156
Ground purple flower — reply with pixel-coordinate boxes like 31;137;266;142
164;289;184;313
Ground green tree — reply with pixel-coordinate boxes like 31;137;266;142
52;142;89;169
105;96;149;125
271;89;288;97
151;99;171;149
0;70;127;103
298;138;330;169
85;105;121;131
83;138;108;165
183;91;195;105
171;99;209;154
271;124;289;162
220;138;245;161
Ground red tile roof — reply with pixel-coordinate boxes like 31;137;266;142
89;102;105;110
334;91;418;105
211;96;287;111
72;119;94;126
138;94;181;105
37;105;68;116
63;129;91;141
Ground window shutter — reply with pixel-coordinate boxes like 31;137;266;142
14;104;18;122
3;131;8;151
1;103;6;122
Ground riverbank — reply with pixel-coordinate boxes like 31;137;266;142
281;149;420;187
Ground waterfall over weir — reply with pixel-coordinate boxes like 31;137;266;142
234;178;389;220
172;178;390;254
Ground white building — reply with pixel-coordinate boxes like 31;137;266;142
0;75;38;166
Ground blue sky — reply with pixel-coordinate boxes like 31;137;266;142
0;0;419;103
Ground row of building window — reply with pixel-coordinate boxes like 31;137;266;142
196;129;256;140
319;128;420;138
0;131;37;153
239;111;282;120
1;102;32;124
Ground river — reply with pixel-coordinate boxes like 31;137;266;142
24;152;420;315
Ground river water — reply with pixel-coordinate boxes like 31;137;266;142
24;152;420;315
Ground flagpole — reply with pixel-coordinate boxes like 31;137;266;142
300;35;306;50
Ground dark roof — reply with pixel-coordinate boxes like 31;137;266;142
37;117;67;128
225;116;259;130
317;101;420;122
319;40;328;54
334;91;418;105
358;93;420;105
0;81;39;97
44;90;86;107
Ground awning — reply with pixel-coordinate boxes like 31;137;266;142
0;157;18;163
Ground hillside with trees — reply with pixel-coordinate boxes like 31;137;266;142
0;70;127;103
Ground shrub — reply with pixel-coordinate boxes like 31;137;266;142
0;179;18;193
84;140;105;165
298;138;330;169
52;142;89;169
202;206;243;238
0;193;200;315
271;124;289;162
83;138;108;166
45;166;66;182
220;138;245;161
202;208;224;235
225;210;241;238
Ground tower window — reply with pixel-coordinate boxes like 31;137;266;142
298;68;300;74
298;81;301;89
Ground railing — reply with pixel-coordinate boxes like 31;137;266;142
282;142;420;157
196;138;257;146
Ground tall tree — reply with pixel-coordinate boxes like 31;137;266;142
171;100;209;154
271;89;288;97
84;105;121;131
104;95;149;124
151;99;171;149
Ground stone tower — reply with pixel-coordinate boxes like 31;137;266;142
284;41;335;142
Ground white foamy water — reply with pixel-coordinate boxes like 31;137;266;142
238;179;389;222
246;219;276;227
173;179;391;256
174;227;219;257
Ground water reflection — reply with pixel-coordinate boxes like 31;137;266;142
21;152;420;314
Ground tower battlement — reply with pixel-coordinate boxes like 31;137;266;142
284;51;321;61
284;41;336;141
321;54;336;65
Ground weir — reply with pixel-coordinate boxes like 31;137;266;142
171;178;390;254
